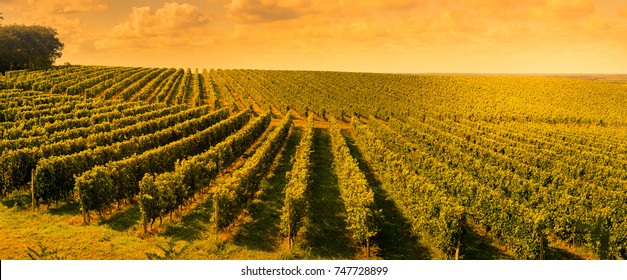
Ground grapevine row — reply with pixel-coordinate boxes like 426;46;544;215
0;104;186;155
328;117;378;257
280;114;314;249
75;109;252;220
213;113;292;230
33;108;230;204
364;117;546;259
139;111;271;231
0;105;212;195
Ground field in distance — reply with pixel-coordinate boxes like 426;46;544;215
1;66;626;260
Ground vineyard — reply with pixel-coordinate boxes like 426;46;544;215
1;66;627;260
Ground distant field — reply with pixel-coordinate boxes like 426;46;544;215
549;74;627;83
1;66;626;260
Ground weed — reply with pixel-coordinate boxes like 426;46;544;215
146;239;189;260
26;242;66;260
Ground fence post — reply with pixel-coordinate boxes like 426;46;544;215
31;169;35;211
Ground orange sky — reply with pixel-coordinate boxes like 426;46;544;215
1;0;626;73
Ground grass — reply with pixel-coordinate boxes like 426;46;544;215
161;199;215;242
48;202;81;216
0;203;148;259
300;127;355;259
232;126;301;252
341;128;432;259
458;224;515;260
100;205;141;232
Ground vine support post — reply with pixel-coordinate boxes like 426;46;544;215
366;227;371;259
139;186;146;234
539;236;545;260
287;202;293;251
82;209;87;225
455;233;462;260
30;169;35;211
80;186;89;225
214;196;219;244
366;238;371;259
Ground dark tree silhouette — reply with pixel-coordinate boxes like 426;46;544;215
0;25;64;72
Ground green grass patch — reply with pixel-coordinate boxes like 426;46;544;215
300;127;355;259
341;128;433;259
232;127;301;252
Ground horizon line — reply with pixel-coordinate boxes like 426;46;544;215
51;63;627;76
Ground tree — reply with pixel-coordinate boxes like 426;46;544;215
0;25;63;72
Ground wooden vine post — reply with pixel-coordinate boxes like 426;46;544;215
366;226;371;259
285;202;293;251
30;169;35;211
140;186;147;234
455;234;462;260
213;194;220;243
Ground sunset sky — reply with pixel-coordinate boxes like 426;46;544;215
1;0;626;73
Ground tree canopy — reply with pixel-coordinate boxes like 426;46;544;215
0;25;64;72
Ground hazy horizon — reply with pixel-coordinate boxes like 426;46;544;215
2;0;626;74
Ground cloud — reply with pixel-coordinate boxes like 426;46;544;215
26;0;108;14
223;0;428;24
4;0;626;72
225;0;301;23
95;2;211;49
359;0;622;60
218;0;626;62
223;0;417;23
113;2;209;37
39;17;92;54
